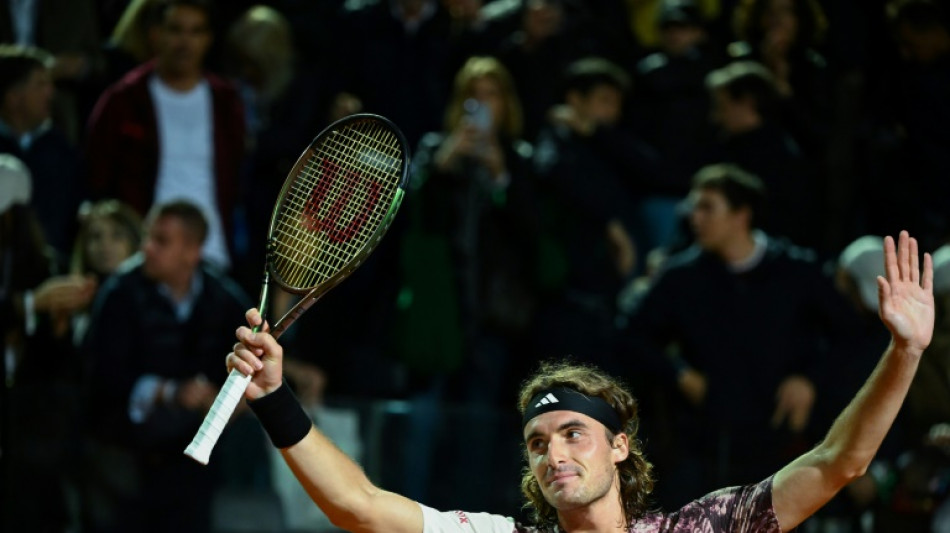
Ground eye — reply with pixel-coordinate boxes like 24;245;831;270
527;438;546;453
566;429;582;439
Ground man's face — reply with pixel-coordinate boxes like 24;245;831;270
710;88;751;134
155;6;212;75
568;84;623;127
689;187;748;252
142;215;200;283
4;67;53;129
660;23;706;57
523;410;628;512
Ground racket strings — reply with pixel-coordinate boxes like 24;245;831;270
271;121;403;290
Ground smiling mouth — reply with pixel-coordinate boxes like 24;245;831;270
548;472;578;485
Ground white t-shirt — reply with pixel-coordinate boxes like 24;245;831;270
149;75;231;269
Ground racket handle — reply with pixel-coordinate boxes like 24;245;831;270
184;368;252;464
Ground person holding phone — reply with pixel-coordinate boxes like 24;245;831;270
392;55;540;506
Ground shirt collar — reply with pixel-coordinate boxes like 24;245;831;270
0;117;52;151
157;268;205;322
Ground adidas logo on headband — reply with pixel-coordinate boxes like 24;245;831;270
522;387;622;433
534;393;560;408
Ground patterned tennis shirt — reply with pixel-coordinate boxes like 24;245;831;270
420;476;781;532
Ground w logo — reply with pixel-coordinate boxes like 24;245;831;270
302;158;381;243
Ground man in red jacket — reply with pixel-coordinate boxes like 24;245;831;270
85;0;244;272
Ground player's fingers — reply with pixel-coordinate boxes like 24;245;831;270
883;235;898;284
226;352;258;376
910;237;919;284
923;253;934;292
245;308;262;328
236;326;282;361
898;231;910;280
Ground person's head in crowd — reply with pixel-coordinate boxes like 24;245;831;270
835;235;886;316
688;163;765;255
887;0;950;65
522;0;565;47
561;57;630;129
732;0;827;53
0;45;54;137
142;200;207;290
657;0;707;57
705;60;778;136
150;0;214;80
110;0;165;64
71;200;143;280
517;360;654;529
0;154;50;282
227;5;295;103
444;56;523;139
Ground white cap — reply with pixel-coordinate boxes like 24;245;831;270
0;154;32;215
839;235;885;312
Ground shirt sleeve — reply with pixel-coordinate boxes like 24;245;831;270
419;503;519;533
671;476;782;532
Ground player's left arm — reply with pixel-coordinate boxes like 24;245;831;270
771;231;934;531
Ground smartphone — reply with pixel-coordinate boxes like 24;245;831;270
463;98;492;132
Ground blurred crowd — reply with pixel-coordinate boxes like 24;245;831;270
2;0;950;531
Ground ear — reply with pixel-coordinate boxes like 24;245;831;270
611;432;629;464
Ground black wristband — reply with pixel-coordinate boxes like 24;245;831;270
247;382;312;449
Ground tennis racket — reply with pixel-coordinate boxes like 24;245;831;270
184;113;411;465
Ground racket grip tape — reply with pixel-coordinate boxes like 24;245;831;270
184;368;252;464
246;381;312;449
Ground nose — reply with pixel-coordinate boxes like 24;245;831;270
545;437;568;468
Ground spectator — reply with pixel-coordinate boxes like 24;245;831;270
880;0;950;251
82;200;251;532
0;44;83;261
85;0;245;272
330;0;456;148
410;55;539;405
728;0;833;158
223;4;329;292
0;154;96;532
620;163;859;509
532;57;655;373
0;0;105;142
100;0;165;86
67;199;143;345
631;0;723;253
490;0;610;141
705;60;818;249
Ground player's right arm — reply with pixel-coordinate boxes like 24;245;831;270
228;309;424;533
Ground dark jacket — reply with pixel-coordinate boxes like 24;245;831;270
624;236;859;427
82;256;251;451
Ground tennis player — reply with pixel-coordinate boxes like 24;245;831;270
228;230;933;533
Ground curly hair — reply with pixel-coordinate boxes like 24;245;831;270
517;360;654;528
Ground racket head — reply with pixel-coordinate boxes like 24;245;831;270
265;113;411;296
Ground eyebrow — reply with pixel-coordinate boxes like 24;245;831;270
524;418;590;444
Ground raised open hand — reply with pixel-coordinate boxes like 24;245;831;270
878;231;934;355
